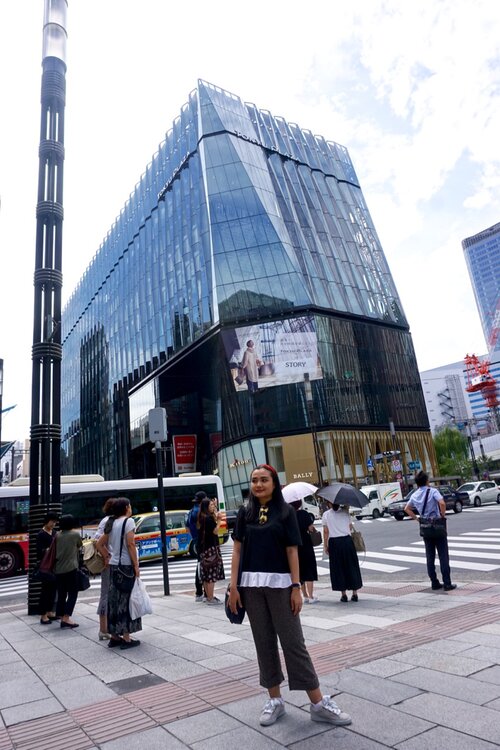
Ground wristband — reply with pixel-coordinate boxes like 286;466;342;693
291;582;301;589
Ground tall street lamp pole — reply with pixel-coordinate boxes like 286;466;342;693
28;0;68;615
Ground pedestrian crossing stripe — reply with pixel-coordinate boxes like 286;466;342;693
2;523;500;597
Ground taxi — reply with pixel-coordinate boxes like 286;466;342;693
133;511;192;561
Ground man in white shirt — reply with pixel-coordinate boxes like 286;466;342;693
404;471;457;592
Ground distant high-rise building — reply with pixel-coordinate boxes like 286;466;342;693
463;221;500;357
61;81;435;499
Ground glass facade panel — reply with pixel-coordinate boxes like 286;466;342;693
61;80;431;482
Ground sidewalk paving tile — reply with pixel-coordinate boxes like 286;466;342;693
471;666;500;685
30;660;90;684
142;655;211;680
49;675;118;709
182;629;241;646
0;678;52;709
328;693;435;746
352;658;415;678
190;725;289;750
389;649;495;675
166;707;242;744
322;668;422;706
100;726;187;750
394;725;500;750
1;697;64;727
390;666;500;704
289;727;392;750
395;693;500;744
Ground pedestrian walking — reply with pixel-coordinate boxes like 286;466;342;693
186;491;206;602
36;511;58;624
197;497;225;604
322;502;362;602
284;498;318;603
404;471;457;591
94;498;117;640
228;464;352;728
54;514;83;628
96;497;142;649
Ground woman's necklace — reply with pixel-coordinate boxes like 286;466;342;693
258;504;270;525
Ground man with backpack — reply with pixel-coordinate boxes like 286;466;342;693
187;491;207;602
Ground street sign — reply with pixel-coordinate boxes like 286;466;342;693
391;460;402;472
367;458;373;470
408;460;421;471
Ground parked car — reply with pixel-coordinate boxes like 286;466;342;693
387;485;470;520
456;481;500;507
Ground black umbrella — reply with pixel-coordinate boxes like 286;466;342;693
316;483;370;509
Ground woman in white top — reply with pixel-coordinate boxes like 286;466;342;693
322;503;362;602
96;497;141;649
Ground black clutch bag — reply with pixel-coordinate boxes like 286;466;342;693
224;586;245;624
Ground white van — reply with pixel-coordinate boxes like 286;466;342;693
301;494;321;519
352;482;403;520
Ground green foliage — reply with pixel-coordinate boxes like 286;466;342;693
433;426;472;479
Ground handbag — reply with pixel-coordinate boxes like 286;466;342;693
76;567;91;591
351;528;366;553
129;578;153;619
308;527;322;546
37;538;57;582
225;541;245;625
418;488;447;540
82;540;105;576
114;519;136;594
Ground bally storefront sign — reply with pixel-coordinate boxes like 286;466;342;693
173;435;197;473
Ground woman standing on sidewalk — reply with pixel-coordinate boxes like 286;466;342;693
322;502;362;602
197;497;225;604
228;464;352;728
96;498;142;649
94;497;117;640
36;511;59;624
54;514;82;628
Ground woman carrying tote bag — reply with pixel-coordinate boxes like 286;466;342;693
96;497;142;649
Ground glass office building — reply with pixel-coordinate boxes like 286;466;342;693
463;221;500;358
61;80;434;505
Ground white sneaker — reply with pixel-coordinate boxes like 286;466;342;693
310;696;352;726
309;597;319;604
195;595;206;602
303;597;310;604
259;698;285;726
205;597;222;605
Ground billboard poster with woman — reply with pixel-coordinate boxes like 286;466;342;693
222;315;323;393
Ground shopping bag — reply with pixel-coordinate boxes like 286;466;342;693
38;538;57;582
351;528;366;553
129;578;153;619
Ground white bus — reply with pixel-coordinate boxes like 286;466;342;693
0;474;226;577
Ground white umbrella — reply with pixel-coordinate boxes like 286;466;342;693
282;481;318;504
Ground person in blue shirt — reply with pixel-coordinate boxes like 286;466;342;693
187;491;207;602
404;471;457;591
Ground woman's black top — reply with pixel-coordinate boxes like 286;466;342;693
198;515;219;553
36;529;54;565
232;502;301;585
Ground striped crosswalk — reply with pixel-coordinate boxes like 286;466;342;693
1;525;500;599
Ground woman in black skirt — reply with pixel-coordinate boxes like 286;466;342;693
322;503;362;602
285;499;318;603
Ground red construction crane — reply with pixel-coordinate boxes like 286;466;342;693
464;353;499;409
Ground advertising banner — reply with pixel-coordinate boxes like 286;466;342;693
173;435;197;473
222;315;323;393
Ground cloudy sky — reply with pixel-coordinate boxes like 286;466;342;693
1;0;499;442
